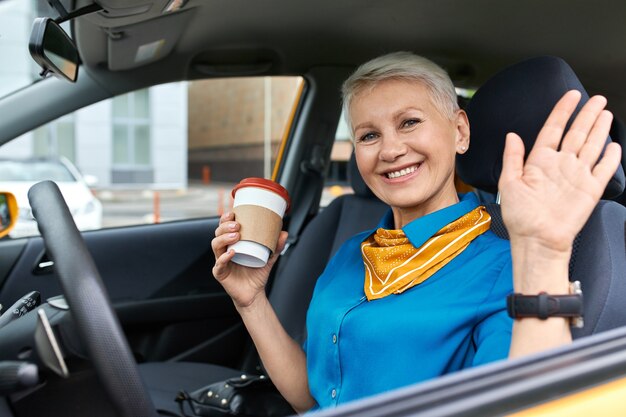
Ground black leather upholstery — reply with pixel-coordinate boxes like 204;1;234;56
464;56;626;338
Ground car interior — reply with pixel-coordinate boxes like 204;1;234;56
0;1;625;416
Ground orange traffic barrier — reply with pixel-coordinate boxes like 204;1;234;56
202;165;211;184
153;191;160;224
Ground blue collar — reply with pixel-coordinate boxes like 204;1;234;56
377;193;481;249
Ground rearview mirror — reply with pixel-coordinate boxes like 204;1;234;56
29;17;79;83
0;192;18;239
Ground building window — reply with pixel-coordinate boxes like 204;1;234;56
33;115;76;162
111;89;153;183
112;89;151;167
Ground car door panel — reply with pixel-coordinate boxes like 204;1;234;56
0;217;245;367
119;294;246;366
0;239;27;290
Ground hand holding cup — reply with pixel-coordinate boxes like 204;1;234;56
211;178;290;309
229;178;291;267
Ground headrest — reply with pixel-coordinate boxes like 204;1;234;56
457;56;625;199
348;152;375;198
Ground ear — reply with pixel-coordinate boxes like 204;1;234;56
454;110;470;154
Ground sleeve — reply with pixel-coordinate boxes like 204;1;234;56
472;255;514;366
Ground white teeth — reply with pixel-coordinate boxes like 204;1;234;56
386;165;418;179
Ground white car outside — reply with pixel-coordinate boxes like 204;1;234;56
0;157;102;238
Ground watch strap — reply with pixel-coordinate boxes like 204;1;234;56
507;292;583;319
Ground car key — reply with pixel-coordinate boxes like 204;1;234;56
0;291;41;329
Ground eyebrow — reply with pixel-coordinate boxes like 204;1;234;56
352;107;425;132
353;122;373;132
393;106;425;118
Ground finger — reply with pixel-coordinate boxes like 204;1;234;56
212;249;236;280
560;95;608;155
211;231;239;257
219;211;235;225
214;220;240;237
275;231;289;254
499;133;525;187
591;142;622;188
534;90;582;150
266;231;289;269
578;110;613;167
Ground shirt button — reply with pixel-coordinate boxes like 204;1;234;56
332;334;337;344
331;389;337;399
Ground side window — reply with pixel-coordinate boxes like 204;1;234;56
33;115;76;162
112;89;152;182
0;77;304;238
322;110;354;207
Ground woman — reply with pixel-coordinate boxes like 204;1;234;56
211;52;622;412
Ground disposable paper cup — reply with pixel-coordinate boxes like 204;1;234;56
228;178;291;268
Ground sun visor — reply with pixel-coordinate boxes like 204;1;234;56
107;10;193;71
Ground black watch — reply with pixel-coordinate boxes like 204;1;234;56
506;281;583;328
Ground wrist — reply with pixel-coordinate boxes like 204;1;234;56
510;237;571;294
509;235;572;259
507;281;583;329
235;293;270;317
509;318;572;358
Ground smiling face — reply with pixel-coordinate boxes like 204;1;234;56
351;78;470;227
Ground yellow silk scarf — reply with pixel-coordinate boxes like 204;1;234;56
362;206;491;301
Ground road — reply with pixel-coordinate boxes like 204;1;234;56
97;182;236;228
97;182;351;229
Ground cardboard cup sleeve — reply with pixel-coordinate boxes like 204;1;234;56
233;204;283;252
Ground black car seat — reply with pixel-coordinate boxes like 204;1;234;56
609;117;626;206
457;56;626;338
140;153;389;414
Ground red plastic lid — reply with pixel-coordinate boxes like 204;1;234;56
231;177;291;212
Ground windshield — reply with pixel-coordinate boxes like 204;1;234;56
0;0;73;98
0;160;76;182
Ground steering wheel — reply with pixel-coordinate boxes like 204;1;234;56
28;181;158;417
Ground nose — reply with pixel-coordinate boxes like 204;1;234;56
379;133;408;162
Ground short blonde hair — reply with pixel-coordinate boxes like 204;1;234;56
341;51;459;136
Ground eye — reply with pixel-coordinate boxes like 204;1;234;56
357;131;379;143
401;118;422;129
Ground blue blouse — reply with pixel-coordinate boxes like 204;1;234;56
304;193;513;409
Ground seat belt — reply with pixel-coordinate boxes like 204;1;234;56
279;144;327;256
280;183;317;256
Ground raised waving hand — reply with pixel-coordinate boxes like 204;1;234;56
499;90;622;255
